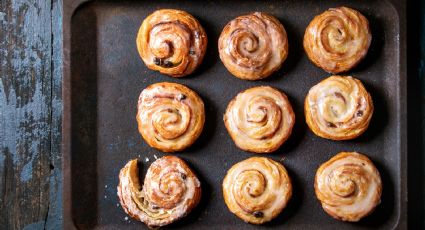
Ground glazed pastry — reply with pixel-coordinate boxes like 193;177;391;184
224;86;295;153
117;156;201;227
218;12;288;80
137;82;205;152
136;9;208;77
315;152;382;222
303;7;371;74
223;157;292;224
305;76;373;140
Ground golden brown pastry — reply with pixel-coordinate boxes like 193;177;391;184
315;152;382;222
136;9;208;77
218;12;288;80
305;76;373;140
117;156;201;228
224;86;295;153
223;157;292;224
137;82;205;152
303;7;371;74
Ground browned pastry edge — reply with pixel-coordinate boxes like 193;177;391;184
136;9;208;77
303;7;371;74
218;12;288;80
224;86;295;153
304;76;373;140
136;82;205;152
314;152;382;222
222;157;292;224
117;156;202;227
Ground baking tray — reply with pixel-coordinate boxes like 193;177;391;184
62;0;407;229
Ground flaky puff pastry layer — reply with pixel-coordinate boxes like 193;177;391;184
315;152;382;222
117;156;201;228
223;157;292;224
303;7;371;74
137;9;208;77
137;82;205;152
224;86;295;153
305;76;373;140
218;12;288;80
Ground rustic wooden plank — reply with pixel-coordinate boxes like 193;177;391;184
45;0;63;229
0;0;53;229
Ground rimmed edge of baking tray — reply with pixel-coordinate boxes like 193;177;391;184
62;0;407;229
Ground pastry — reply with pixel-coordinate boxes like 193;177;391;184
223;157;292;224
305;76;373;140
136;9;208;77
137;82;205;152
303;7;371;73
315;152;382;222
117;156;201;227
224;86;295;153
218;12;288;80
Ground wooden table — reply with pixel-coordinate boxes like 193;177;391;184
0;0;424;229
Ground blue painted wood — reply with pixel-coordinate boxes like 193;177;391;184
0;0;55;229
45;0;63;229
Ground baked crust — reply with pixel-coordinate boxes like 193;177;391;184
224;86;295;153
223;157;292;224
303;7;371;74
304;76;373;140
117;156;201;227
137;82;205;152
137;9;208;77
218;12;288;80
314;152;382;222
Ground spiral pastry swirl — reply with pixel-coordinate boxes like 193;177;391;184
305;76;373;140
224;86;295;153
315;152;382;222
223;157;292;224
137;82;205;152
118;156;201;227
137;9;208;77
303;7;371;74
218;12;288;80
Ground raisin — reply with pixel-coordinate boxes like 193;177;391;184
178;94;187;101
253;211;264;218
326;122;337;128
163;60;173;68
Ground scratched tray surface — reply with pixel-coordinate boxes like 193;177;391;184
66;0;404;229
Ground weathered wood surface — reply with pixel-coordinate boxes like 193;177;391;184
0;0;62;229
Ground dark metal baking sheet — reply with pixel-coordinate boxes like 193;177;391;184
62;0;407;229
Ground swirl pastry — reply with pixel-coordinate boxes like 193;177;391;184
137;82;205;152
223;157;292;224
218;12;288;80
305;76;373;140
303;7;371;74
117;156;201;227
315;152;382;222
224;86;295;153
136;9;208;77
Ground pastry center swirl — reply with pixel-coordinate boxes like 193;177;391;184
149;21;191;67
151;97;191;140
233;170;273;213
236;96;281;140
328;165;360;198
149;170;186;209
228;26;272;69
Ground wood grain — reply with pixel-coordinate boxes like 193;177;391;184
0;0;62;229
